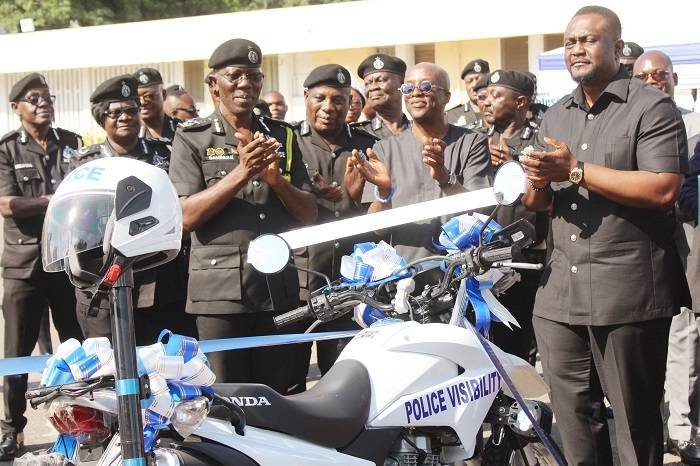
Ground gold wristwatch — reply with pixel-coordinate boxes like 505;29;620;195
569;161;584;184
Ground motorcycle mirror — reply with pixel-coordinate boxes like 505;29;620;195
248;234;291;274
493;161;527;206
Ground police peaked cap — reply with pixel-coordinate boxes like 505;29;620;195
9;73;49;102
357;54;407;78
486;70;534;97
90;75;139;104
460;59;490;79
133;67;163;87
304;64;352;89
621;42;644;59
208;38;263;69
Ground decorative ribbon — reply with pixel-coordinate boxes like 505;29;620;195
339;241;408;285
438;213;521;335
40;330;215;453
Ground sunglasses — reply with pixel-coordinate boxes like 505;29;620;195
20;94;56;106
216;71;265;85
175;107;199;115
105;106;139;119
633;69;671;82
399;81;447;95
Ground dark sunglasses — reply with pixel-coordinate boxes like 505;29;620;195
175;107;199;115
399;81;446;95
216;71;265;85
20;94;56;106
633;69;671;82
105;106;139;119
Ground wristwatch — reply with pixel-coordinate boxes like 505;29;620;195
438;172;457;189
569;161;584;184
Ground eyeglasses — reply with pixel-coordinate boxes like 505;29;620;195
399;81;447;95
633;69;671;82
20;94;56;106
175;107;199;115
216;71;265;85
104;106;139;119
139;93;159;103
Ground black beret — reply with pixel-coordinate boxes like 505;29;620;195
133;67;163;87
165;84;185;96
9;73;49;102
90;75;139;104
460;59;490;79
486;70;534;97
208;38;262;69
304;64;351;89
621;42;644;59
473;76;490;92
357;54;407;79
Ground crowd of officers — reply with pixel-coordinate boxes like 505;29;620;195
0;4;698;464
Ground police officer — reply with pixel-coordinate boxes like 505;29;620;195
133;67;180;141
469;75;490;133
293;64;378;382
164;84;199;121
481;69;548;363
446;59;490;127
71;75;192;344
0;73;84;459
523;71;549;126
352;54;410;139
620;41;644;76
168;38;317;391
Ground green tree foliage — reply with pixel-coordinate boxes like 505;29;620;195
0;0;351;33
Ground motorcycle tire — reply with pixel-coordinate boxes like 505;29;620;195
481;441;561;466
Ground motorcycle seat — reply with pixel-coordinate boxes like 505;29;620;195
212;359;371;448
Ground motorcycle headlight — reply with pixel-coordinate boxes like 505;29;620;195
170;396;209;439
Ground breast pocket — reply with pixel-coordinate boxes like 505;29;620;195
604;136;634;171
14;167;42;196
188;245;242;302
202;160;237;187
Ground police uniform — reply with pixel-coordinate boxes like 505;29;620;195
169;39;313;390
133;68;181;143
481;70;548;364
0;73;84;452
72;75;191;344
446;59;490;127
531;65;688;465
352;54;410;139
620;41;645;76
293;64;379;376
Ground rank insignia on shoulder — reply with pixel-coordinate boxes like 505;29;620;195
178;118;210;130
206;147;237;159
456;115;467;127
62;146;77;162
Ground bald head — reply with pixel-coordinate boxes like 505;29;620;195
406;62;450;90
403;62;452;123
633;50;677;97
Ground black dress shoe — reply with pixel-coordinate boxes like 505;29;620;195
668;438;700;466
0;432;23;460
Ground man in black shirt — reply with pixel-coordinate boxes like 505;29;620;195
521;6;688;465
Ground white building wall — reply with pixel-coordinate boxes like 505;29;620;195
0;62;184;143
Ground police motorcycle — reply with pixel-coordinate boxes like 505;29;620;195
20;160;564;466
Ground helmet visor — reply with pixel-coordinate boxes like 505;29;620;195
42;192;115;272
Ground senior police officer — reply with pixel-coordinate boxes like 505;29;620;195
353;54;410;139
352;62;492;262
133;67;180;141
481;70;548;363
446;59;490;127
294;64;378;378
168;38;317;391
0;73;84;459
70;75;192;344
520;6;688;465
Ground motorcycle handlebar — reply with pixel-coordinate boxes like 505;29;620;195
273;305;312;327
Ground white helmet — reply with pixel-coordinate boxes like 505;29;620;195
42;157;182;289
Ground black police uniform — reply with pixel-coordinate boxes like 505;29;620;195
446;59;490;128
0;126;84;439
139;115;180;142
169;111;311;390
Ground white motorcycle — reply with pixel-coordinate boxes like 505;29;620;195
23;162;565;466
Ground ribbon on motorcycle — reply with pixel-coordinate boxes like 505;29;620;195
40;331;215;453
438;213;520;334
340;241;408;285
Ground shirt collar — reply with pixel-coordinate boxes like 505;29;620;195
568;65;631;108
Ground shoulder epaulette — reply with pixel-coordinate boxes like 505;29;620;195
261;115;295;130
350;126;380;142
178;117;211;131
145;136;171;145
0;130;19;144
76;144;101;158
446;104;462;112
350;120;371;129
